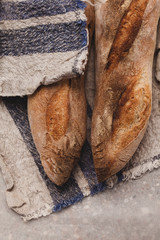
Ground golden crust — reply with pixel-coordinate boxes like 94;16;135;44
28;76;87;186
106;0;149;71
46;81;70;141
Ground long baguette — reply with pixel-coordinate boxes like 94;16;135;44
91;0;160;182
28;2;95;186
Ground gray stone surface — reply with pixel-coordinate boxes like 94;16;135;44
1;169;160;240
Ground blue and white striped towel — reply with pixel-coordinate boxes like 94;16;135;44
0;0;88;96
0;43;160;221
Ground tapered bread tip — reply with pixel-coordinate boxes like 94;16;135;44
41;141;76;186
94;123;149;183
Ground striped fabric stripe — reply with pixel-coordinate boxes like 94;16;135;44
73;165;91;197
1;10;86;31
0;0;86;21
0;21;87;56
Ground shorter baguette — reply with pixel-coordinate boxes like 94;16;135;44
28;77;87;185
28;2;95;185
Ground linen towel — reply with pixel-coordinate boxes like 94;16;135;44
0;34;160;220
0;0;88;96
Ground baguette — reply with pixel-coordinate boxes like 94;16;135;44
28;2;95;186
91;0;160;182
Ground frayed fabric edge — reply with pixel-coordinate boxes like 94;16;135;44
95;157;160;189
22;203;54;222
122;159;160;181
